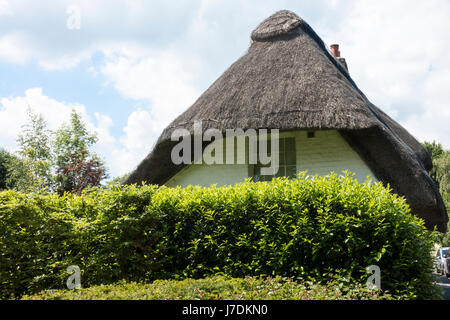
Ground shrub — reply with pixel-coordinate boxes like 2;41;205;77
22;276;396;300
0;172;439;299
0;190;75;298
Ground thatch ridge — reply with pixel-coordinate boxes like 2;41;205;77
124;10;447;231
251;10;302;41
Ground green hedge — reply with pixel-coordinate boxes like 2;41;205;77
0;172;439;299
21;276;397;300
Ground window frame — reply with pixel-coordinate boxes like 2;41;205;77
249;136;297;182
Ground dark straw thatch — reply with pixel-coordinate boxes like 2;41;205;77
124;10;447;231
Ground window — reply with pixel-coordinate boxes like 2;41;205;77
250;137;296;182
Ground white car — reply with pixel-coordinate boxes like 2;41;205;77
435;247;450;277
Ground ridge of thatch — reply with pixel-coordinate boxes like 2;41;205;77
124;10;447;231
251;10;302;41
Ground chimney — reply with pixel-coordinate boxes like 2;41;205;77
330;44;340;58
330;44;348;72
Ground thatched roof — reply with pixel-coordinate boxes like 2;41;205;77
124;10;447;232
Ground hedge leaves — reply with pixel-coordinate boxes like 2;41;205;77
0;172;438;299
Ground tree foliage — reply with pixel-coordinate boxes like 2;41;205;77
55;150;107;195
435;152;450;209
1;108;107;194
435;152;450;246
53;110;97;167
15;109;53;192
53;110;107;195
0;148;11;190
0;148;31;191
423;140;445;187
423;141;450;245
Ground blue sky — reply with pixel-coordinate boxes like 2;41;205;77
1;0;449;177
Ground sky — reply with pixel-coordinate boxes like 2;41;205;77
0;0;449;178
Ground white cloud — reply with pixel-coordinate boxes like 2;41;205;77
0;0;12;16
100;49;200;132
0;0;200;70
108;110;156;176
92;112;115;149
328;0;339;9
38;55;83;71
0;88;85;150
0;33;31;64
120;110;155;156
403;102;450;146
403;67;450;145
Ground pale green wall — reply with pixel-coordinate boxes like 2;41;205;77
165;130;376;187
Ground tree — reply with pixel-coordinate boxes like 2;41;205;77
56;150;107;195
0;148;11;190
423;141;445;159
0;148;28;191
423;141;449;209
10;108;53;192
423;140;445;187
436;152;450;246
1;108;109;195
53;109;108;195
424;141;450;245
435;152;450;212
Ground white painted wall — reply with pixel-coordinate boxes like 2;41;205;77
165;130;376;187
292;130;376;183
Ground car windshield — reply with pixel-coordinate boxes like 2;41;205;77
443;249;448;257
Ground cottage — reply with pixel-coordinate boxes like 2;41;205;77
124;10;447;232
